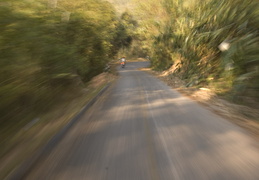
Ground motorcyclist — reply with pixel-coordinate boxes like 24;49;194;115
120;57;126;63
120;57;126;67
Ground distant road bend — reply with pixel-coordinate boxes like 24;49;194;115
25;61;259;180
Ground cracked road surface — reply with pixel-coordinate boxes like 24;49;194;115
25;61;259;180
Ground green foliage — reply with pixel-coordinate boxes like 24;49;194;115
0;0;122;143
134;0;259;104
113;11;139;58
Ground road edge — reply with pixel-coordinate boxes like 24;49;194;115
5;83;111;180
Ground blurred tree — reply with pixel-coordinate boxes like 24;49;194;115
0;0;122;147
111;11;138;57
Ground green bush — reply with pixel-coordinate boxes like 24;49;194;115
0;0;122;140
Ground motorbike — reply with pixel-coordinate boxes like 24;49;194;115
121;61;125;68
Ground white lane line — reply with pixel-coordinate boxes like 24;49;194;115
144;90;181;180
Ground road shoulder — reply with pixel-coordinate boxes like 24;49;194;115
140;67;259;139
2;72;117;180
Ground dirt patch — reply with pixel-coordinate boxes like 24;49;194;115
141;67;259;138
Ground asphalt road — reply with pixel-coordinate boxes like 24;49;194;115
25;61;259;180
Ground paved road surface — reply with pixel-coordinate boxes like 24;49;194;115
25;61;259;180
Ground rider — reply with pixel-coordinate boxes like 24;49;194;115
120;57;126;63
120;57;126;66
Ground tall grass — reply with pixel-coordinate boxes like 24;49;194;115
146;0;259;105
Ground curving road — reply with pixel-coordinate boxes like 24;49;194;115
25;61;259;180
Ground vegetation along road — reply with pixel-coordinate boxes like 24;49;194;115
24;61;259;180
1;0;259;179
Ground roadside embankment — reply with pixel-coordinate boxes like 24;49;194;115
1;72;117;180
140;66;259;139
